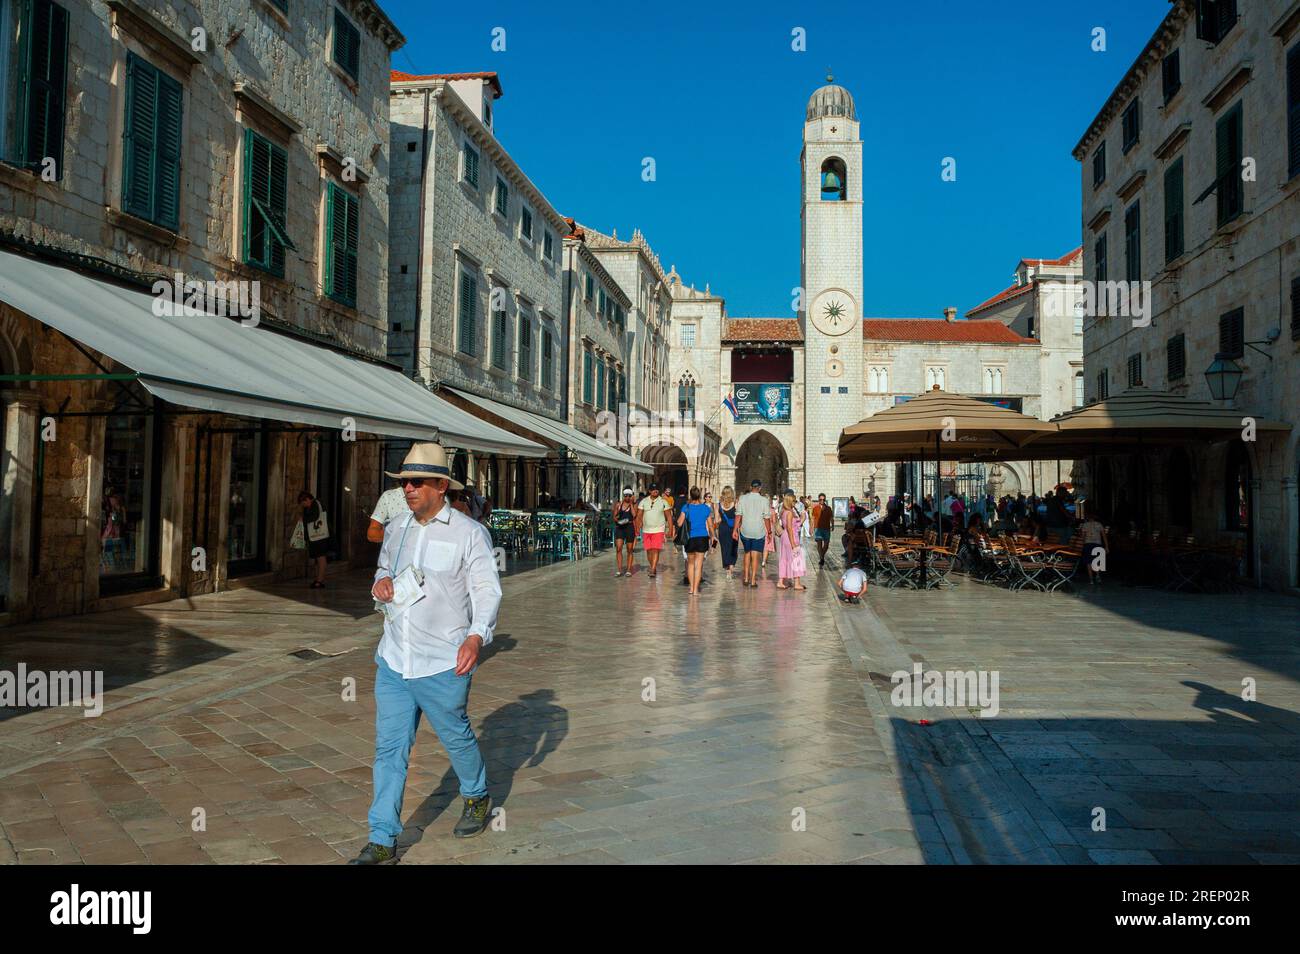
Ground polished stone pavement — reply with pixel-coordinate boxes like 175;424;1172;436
1;544;1296;864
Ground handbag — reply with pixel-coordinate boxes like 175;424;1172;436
306;510;329;542
289;521;306;550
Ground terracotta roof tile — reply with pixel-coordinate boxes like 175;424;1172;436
967;280;1036;316
1018;246;1082;268
722;318;803;343
862;319;1036;345
390;71;503;97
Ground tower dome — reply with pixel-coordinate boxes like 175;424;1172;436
806;72;856;122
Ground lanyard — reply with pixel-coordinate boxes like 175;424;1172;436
393;514;418;576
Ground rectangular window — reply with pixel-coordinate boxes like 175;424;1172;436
332;8;360;81
494;176;508;217
462;141;478;188
1127;353;1142;388
1289;44;1300;180
680;324;695;348
1196;0;1237;45
491;299;508;370
584;273;594;300
1216;101;1244;226
1124;202;1140;284
518;316;531;381
541;329;553;389
1161;49;1181;104
1163;157;1184;263
1167;333;1186;381
1121;99;1140;154
1073;372;1085;408
543;231;554;261
582;349;593;404
122;53;183;231
242;128;293;276
325;181;359;307
1096;368;1109;401
1092;141;1106;188
598;287;607;317
596;360;606;411
457;269;478;355
8;0;69;179
1094;232;1107;285
520;206;532;240
1218;307;1243;359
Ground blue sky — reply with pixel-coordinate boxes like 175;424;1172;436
384;0;1171;319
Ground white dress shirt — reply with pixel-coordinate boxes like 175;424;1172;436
373;502;501;679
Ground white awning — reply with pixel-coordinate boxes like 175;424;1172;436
444;387;653;474
0;249;545;456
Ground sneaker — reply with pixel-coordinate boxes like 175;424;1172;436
454;795;492;838
347;842;398;865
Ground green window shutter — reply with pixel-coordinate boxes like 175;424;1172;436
15;0;69;177
1124;202;1140;283
1094;233;1107;284
326;182;358;307
519;319;531;380
583;351;593;403
542;330;553;389
122;54;157;221
1216;102;1243;225
463;143;478;187
242;129;292;275
154;70;183;230
1163;158;1183;263
491;302;507;369
458;271;477;355
333;9;360;80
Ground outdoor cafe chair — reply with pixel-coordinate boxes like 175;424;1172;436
874;541;921;589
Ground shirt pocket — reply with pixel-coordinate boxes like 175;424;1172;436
426;539;458;573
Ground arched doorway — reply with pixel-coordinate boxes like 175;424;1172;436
642;443;688;496
734;430;788;495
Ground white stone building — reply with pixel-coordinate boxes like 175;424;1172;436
1071;0;1300;590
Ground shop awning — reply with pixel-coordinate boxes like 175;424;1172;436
443;387;653;473
0;249;545;456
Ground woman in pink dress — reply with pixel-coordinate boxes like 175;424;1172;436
775;491;807;590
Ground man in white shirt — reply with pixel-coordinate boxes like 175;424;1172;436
733;478;771;587
367;485;409;543
350;443;502;864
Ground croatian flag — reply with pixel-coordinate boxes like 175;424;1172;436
723;391;739;420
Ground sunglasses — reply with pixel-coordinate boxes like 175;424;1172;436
399;478;426;488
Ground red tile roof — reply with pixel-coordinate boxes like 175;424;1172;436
966;279;1036;316
862;319;1036;344
1018;246;1082;268
390;71;503;97
722;319;803;343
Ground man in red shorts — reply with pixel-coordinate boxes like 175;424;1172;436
635;483;672;579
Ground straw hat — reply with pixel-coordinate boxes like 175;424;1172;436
384;442;464;490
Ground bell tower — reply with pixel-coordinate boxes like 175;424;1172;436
801;73;864;501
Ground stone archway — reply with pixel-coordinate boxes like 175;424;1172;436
641;443;689;496
734;430;788;495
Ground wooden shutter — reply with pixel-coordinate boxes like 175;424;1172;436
326;183;358;307
519;318;531;380
243;130;290;274
16;0;69;176
122;55;157;221
154;71;183;230
333;9;360;80
583;351;593;403
1218;308;1243;358
1124;203;1140;283
1288;44;1300;180
1167;335;1185;381
1163;159;1183;262
1216;103;1243;225
1291;276;1300;340
458;271;477;355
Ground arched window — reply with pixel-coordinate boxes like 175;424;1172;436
1073;371;1085;408
677;372;696;421
820;157;846;201
925;367;945;390
867;366;890;393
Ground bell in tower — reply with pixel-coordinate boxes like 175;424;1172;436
820;157;846;201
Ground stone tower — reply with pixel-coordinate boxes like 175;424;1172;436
801;75;865;501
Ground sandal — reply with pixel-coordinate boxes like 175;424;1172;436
310;581;325;589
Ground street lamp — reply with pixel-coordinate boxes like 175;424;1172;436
1204;353;1244;401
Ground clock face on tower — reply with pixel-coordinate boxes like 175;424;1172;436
809;291;856;337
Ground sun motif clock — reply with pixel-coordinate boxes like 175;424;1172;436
809;291;856;337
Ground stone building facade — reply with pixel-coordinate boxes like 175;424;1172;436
1071;0;1300;590
0;0;404;623
387;69;569;505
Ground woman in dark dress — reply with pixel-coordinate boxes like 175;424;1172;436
717;485;739;580
298;491;329;588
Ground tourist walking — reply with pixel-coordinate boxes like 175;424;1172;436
761;495;778;573
775;491;807;591
352;443;500;864
635;483;671;578
734;479;770;587
675;486;714;595
368;485;410;544
811;492;833;567
612;488;637;576
717;485;739;579
296;491;330;588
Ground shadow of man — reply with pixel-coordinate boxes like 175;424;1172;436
1183;680;1300;729
399;689;568;849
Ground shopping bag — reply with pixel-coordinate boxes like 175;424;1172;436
306;511;329;542
289;521;306;550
